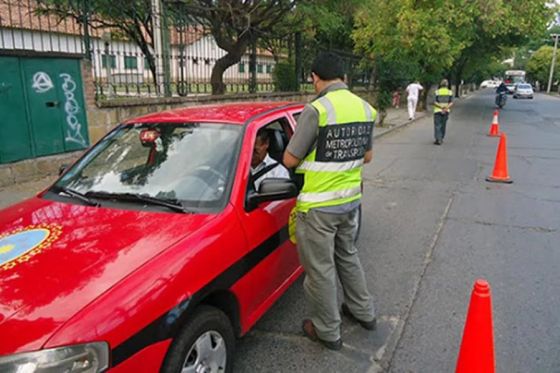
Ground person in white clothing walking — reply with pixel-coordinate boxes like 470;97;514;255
406;81;424;120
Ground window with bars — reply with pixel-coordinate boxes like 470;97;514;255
102;55;116;69
257;64;263;74
124;56;138;70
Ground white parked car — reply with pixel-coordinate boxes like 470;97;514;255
513;83;534;99
480;80;500;88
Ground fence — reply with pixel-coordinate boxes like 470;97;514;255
1;0;371;100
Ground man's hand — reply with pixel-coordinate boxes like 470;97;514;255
364;150;373;164
283;150;301;169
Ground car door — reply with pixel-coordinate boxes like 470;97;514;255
230;111;301;329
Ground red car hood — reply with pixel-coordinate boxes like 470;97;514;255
0;197;216;355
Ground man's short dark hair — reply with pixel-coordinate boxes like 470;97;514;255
256;128;270;143
311;51;345;81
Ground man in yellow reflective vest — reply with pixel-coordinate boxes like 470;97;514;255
283;52;376;350
433;79;454;145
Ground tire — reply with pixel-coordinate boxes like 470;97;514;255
161;305;235;373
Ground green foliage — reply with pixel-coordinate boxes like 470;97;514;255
296;0;362;52
273;62;298;92
375;89;392;112
463;59;507;84
352;0;556;91
527;46;560;84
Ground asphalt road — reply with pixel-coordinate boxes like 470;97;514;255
233;90;560;372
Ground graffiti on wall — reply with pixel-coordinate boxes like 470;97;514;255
32;72;53;93
29;71;88;148
59;73;87;147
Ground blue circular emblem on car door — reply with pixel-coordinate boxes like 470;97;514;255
0;229;50;267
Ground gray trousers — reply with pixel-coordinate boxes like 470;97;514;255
296;207;375;342
434;112;449;141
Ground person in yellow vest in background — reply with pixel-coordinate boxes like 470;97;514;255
433;79;454;145
283;52;377;350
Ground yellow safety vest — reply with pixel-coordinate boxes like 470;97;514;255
434;88;453;113
295;89;376;213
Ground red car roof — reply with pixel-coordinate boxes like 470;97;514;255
125;101;303;125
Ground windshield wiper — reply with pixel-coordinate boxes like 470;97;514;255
85;191;187;213
51;185;100;207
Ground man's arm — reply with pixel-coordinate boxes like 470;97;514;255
364;150;373;164
283;105;318;169
283;150;301;169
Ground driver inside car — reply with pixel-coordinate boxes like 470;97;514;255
251;128;290;190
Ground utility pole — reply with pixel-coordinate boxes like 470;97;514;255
546;33;559;94
102;32;113;97
151;0;170;96
82;0;91;60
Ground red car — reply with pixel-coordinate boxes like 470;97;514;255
0;102;304;372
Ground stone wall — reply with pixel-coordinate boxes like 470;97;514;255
87;90;317;143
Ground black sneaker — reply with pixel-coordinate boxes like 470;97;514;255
302;319;343;350
341;303;377;331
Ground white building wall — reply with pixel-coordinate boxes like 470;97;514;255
1;28;276;85
0;28;83;54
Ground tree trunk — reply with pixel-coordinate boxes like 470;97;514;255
141;48;158;92
454;80;460;98
454;60;467;98
420;81;432;110
210;38;251;95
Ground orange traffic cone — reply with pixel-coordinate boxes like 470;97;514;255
486;132;513;183
456;279;496;373
488;111;500;137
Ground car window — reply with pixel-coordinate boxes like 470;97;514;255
55;123;242;210
247;118;292;195
518;84;531;89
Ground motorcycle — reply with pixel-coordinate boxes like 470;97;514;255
495;92;507;108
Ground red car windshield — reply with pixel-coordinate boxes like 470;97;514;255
54;123;242;210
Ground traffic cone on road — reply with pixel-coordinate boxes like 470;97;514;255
486;132;513;184
456;279;496;373
488;111;500;137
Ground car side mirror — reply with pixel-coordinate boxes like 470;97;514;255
246;178;298;211
59;164;69;176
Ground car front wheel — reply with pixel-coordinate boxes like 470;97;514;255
162;305;235;373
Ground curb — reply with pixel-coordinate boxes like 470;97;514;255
374;113;427;140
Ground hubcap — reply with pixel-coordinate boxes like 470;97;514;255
181;330;226;373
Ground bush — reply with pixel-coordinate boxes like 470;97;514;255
273;62;298;92
376;89;392;112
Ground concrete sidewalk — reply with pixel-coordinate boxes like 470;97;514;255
0;106;428;210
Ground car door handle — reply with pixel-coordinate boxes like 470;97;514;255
46;101;60;107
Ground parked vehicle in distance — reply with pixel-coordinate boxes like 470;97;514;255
504;70;526;94
513;83;534;99
480;80;500;89
0;102;307;372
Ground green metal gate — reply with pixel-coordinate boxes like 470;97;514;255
0;56;89;164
